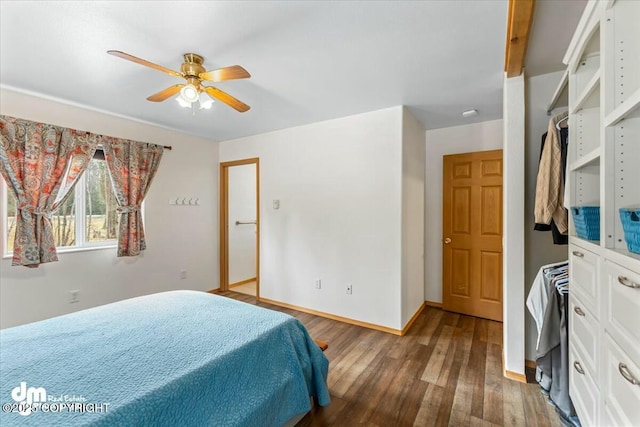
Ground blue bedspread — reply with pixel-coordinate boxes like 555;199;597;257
0;291;330;426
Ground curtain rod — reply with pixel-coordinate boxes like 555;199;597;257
80;131;172;150
2;116;174;151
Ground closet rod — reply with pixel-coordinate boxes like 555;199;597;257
547;69;569;115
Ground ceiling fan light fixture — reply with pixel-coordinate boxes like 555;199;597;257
179;84;199;103
199;92;214;110
107;50;250;112
176;97;191;108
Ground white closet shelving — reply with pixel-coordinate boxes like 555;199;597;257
562;1;640;426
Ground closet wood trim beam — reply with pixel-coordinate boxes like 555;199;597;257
504;0;536;78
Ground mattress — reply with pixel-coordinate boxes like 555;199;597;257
0;290;330;426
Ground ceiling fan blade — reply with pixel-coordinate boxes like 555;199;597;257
199;65;251;82
204;86;250;112
147;84;184;102
107;50;183;78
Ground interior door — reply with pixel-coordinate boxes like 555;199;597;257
228;163;258;288
442;149;503;321
220;158;260;298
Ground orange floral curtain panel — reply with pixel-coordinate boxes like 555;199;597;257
102;137;163;257
0;115;98;267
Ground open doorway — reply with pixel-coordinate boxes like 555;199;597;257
219;158;259;298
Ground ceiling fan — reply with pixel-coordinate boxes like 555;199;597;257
107;50;251;112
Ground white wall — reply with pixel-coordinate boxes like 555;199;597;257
401;107;426;325
220;107;406;330
0;89;219;329
524;71;570;360
423;119;504;303
228;163;257;284
503;74;526;376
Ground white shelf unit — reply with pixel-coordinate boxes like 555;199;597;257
604;88;640;127
603;0;640;255
563;1;640;426
607;117;640;252
610;0;640;110
567;20;602;245
569;146;600;172
571;69;600;114
569;235;601;255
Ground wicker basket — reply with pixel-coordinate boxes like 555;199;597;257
571;206;600;240
619;208;640;254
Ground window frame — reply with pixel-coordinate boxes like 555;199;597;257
1;153;124;257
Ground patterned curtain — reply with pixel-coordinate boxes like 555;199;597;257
0;116;98;267
102;137;163;257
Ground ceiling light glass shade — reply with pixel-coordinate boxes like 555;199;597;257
179;84;199;103
176;97;191;108
199;92;214;110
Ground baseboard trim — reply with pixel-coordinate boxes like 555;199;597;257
500;351;527;383
504;369;527;383
207;288;220;294
229;277;257;288
259;297;407;335
401;302;426;335
525;359;536;369
424;300;443;308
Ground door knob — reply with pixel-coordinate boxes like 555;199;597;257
444;238;452;244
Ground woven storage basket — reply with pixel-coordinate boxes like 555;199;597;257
571;206;600;240
619;208;640;254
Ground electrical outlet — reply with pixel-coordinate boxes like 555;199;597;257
180;270;187;280
346;284;352;295
69;290;80;304
315;279;321;289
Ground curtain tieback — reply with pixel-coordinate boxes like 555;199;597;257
117;205;140;214
18;204;51;216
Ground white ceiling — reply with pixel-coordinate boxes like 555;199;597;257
0;1;584;142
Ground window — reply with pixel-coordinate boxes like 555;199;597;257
84;151;119;244
3;149;120;254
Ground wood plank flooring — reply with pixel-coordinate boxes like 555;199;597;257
229;280;257;296
219;291;562;427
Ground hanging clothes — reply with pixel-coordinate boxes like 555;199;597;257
534;127;569;244
526;260;568;348
527;261;579;426
534;112;569;244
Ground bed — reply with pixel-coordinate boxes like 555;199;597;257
0;290;330;426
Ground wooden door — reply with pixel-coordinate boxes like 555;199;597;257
442;150;503;321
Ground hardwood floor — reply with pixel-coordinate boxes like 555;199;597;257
229;280;257;296
219;291;562;427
